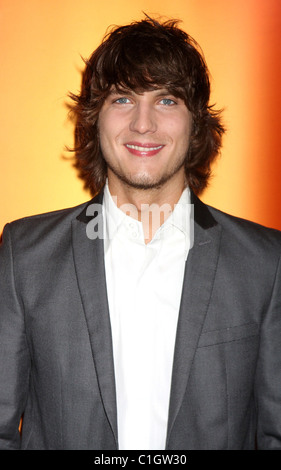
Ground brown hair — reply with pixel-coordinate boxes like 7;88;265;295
68;16;225;196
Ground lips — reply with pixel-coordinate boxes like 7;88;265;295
124;142;164;157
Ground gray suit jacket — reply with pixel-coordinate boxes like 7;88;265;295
0;191;281;450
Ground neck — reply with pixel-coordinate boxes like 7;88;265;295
107;176;186;243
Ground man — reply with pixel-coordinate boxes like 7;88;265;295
0;16;281;450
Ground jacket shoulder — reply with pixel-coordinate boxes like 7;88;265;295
208;204;281;252
1;199;93;248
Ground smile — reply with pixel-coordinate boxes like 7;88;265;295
126;144;163;151
124;143;164;157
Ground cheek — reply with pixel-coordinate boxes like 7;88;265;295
171;123;192;150
98;119;114;151
166;112;192;143
98;113;126;148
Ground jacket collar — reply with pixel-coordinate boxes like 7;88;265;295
76;188;218;230
166;192;222;447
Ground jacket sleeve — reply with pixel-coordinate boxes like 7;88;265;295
255;254;281;449
0;224;31;449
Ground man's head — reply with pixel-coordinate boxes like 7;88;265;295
69;16;225;196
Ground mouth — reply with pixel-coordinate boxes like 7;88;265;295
124;142;164;157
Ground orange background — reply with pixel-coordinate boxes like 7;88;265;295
1;0;281;233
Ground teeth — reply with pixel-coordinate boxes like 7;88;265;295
126;144;163;151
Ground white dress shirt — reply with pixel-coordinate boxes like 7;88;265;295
103;183;191;450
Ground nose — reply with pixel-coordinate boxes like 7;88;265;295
129;102;157;134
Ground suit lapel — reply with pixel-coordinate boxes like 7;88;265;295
166;194;222;447
71;192;118;446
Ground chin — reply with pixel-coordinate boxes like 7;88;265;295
107;159;184;191
122;172;171;190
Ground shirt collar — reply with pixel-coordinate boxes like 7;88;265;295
103;180;192;252
103;181;130;242
162;186;191;236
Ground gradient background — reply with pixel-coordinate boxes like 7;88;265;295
1;0;281;233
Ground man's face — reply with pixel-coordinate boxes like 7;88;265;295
98;87;193;192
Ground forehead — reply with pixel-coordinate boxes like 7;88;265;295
109;86;171;96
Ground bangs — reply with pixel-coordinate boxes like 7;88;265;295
92;22;194;102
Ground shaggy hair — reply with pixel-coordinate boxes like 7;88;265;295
68;16;225;196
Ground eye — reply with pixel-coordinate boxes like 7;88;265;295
159;98;176;106
114;97;131;104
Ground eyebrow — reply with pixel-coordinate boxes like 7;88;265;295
108;87;175;98
108;88;133;97
153;90;175;98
